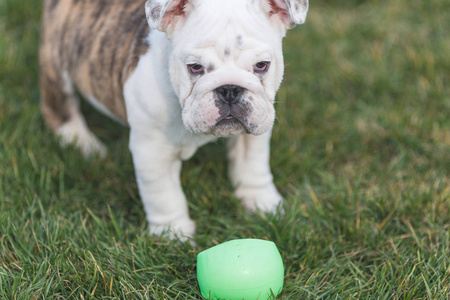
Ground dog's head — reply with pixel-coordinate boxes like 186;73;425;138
146;0;308;136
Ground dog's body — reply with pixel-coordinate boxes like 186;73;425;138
40;0;308;238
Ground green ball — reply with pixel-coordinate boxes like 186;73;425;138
197;239;284;300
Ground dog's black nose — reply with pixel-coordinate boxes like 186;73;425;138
215;85;244;105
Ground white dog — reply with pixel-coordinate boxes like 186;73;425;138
39;0;308;239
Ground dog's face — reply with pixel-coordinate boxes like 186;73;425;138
146;0;308;136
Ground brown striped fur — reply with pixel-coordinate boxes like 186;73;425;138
40;0;150;129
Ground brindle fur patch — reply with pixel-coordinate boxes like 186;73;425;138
40;0;150;127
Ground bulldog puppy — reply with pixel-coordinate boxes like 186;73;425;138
39;0;308;239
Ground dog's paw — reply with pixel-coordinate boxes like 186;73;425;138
57;114;107;158
235;183;283;214
149;217;196;241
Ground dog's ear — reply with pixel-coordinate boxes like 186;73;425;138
262;0;309;29
145;0;194;35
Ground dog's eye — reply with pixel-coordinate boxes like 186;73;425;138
254;61;270;73
188;64;204;74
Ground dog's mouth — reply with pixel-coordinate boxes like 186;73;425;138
184;91;274;137
217;114;241;125
211;114;248;136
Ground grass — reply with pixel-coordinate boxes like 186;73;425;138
0;0;449;298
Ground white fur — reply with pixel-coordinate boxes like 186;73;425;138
124;32;216;239
58;71;107;157
123;0;309;238
169;0;285;137
124;29;282;239
57;107;107;158
227;132;283;212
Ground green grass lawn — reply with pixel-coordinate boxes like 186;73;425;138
1;0;449;298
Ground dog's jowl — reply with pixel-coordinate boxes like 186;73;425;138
40;0;308;239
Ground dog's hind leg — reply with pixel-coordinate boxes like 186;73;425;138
39;65;107;158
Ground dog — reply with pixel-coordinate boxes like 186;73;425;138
39;0;308;239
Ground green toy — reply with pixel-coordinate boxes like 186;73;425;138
196;239;284;300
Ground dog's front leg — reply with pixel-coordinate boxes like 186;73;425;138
227;130;283;213
129;130;195;240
